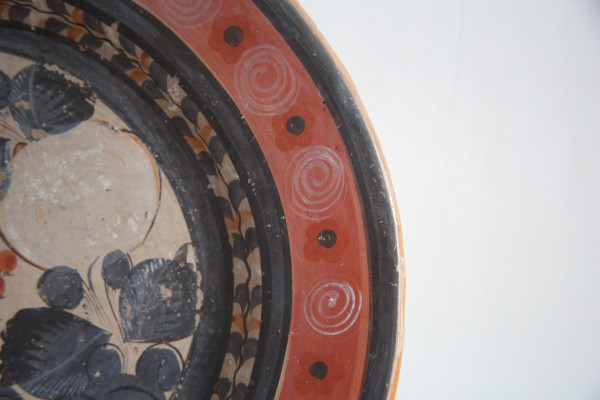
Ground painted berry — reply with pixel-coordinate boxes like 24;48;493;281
0;249;17;274
86;345;123;387
37;266;84;309
136;347;181;392
102;250;131;290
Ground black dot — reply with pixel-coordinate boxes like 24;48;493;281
309;361;328;380
37;266;84;310
224;26;244;47
286;116;305;135
317;229;337;248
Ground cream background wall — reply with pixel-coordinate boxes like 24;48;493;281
298;0;600;399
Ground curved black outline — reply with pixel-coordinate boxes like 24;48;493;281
251;1;402;398
56;1;293;398
0;26;233;399
0;0;401;397
0;24;233;400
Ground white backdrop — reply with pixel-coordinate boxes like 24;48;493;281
298;0;600;399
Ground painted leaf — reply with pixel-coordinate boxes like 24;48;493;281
0;137;11;201
0;387;23;399
118;245;198;342
8;64;95;140
0;70;9;110
0;308;111;399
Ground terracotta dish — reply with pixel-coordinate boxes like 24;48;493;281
0;1;405;399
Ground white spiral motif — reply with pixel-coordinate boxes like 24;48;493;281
234;44;299;116
304;279;362;336
158;0;222;28
287;146;346;220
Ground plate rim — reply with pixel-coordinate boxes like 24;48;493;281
250;1;406;398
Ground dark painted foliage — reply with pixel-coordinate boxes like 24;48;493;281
79;373;165;400
0;70;9;110
0;69;11;202
102;250;132;290
0;244;198;398
0;308;110;399
8;64;95;140
0;387;22;400
117;245;198;343
100;386;162;400
0;307;183;399
37;266;84;310
136;348;181;392
85;345;123;387
0;63;96;200
0;138;11;200
0;71;11;203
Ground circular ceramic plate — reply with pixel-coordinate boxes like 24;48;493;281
0;1;405;399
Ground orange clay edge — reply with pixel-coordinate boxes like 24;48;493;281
288;1;407;399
